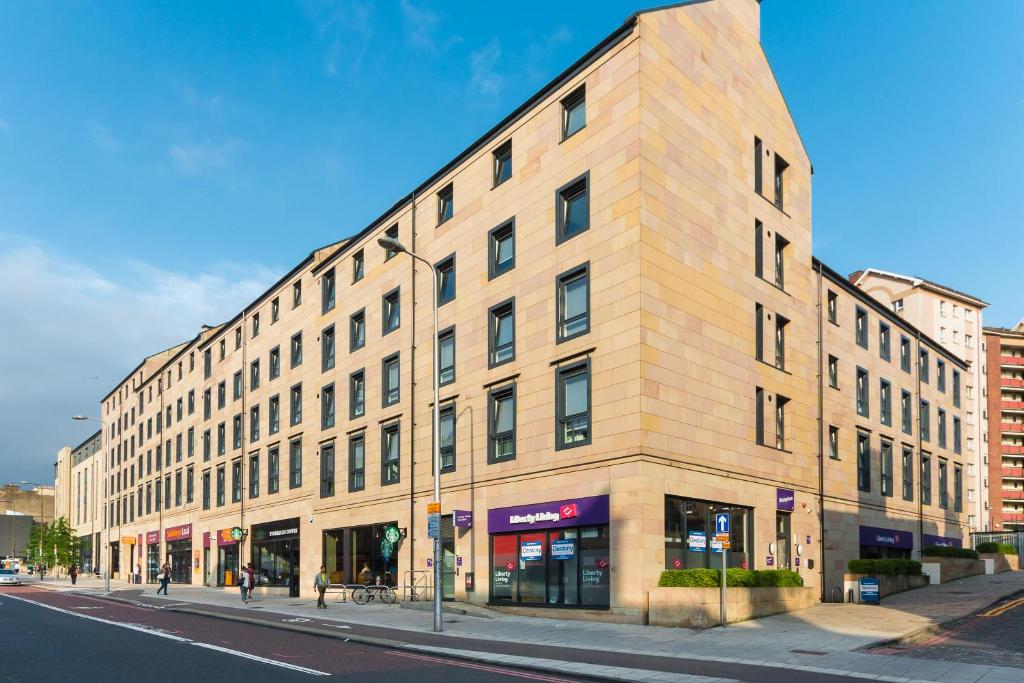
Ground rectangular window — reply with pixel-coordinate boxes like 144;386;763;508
556;360;591;449
921;453;932;505
176;398;183;421
186;466;194;503
900;336;911;372
321;383;335;429
436;254;456;306
901;390;913;435
250;405;260;442
920;400;930;442
493;139;512;187
348;433;365;492
250;359;260;391
235;326;242;350
937;359;946;392
555;172;589;244
350;369;365;418
202;471;210;510
203;390;211;421
557;263;590;343
439;404;455;473
320;442;335;498
561;85;585;140
754;220;764;278
775;395;788;450
488;385;516;463
438;327;455;386
352;249;364;283
187;427;194;457
383;224;399;260
232;414;242;450
855;306;868;348
952;370;961;408
828;425;839;459
293;279;302;308
249;453;259;499
322;268;336;313
233;371;243;399
231;458;242;503
856;367;869;417
828;355;838;389
954;464;963;513
216;465;225;507
252;312;260;338
219;339;225;360
217;422;225;455
322;325;336;372
488;298;515;367
174;470;182;506
350;309;366;352
488;219;515;279
774;154;788;210
773;233;787;290
291;332;303;368
289;438;302;489
938;459;949;509
954;416;962;454
270;346;280;379
755;387;765;445
902;446;914;501
938;408;947;448
755;303;764;361
382;354;400;407
754;137;763;194
188;389;195;415
381;421;400;485
827;290;837;324
919;349;929;383
268;446;280;494
879;322;891;361
290;384;303;425
857;432;871;492
203;430;211;461
880;379;892;426
204;349;212;379
382;288;400;335
218;381;226;409
774;314;788;370
271;296;279;324
437;183;454;225
269;395;280;434
880;441;893;497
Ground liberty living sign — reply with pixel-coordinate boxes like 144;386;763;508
487;495;609;534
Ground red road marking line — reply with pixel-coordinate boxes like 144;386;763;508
392;650;578;682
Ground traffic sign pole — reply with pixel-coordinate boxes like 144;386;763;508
721;546;727;628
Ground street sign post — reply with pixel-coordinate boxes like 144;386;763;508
715;512;729;629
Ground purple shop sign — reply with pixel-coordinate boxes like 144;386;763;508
776;488;795;511
454;510;473;529
923;533;963;549
858;525;913;550
487;495;609;534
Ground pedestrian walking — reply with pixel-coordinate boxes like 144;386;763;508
314;565;329;609
156;562;171;595
245;563;256;601
239;567;251;604
69;564;79;586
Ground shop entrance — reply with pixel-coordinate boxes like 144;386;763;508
251;519;301;597
218;545;239;587
146;543;160;583
490;526;609;607
110;541;120;579
168;540;192;584
323;522;398;587
441;515;455;601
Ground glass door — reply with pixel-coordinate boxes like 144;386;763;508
776;512;791;569
441;515;455;600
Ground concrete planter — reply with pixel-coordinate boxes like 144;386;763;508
843;573;929;602
921;556;985;584
979;553;1020;573
648;586;816;627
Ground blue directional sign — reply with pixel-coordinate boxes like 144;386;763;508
715;512;730;534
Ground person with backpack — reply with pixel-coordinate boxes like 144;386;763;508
156;562;171;595
239;567;251;604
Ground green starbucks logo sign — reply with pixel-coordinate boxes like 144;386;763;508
384;525;400;544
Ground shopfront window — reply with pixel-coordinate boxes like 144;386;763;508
251;519;300;596
323;522;399;587
167;541;192;584
218;544;240;587
664;496;751;570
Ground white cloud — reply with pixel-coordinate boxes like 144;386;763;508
469;39;504;97
400;0;461;53
302;0;376;79
0;235;279;482
169;138;242;174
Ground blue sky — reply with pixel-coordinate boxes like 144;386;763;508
1;0;1021;485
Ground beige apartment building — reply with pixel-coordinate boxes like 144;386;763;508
853;270;989;531
70;0;968;621
984;322;1024;531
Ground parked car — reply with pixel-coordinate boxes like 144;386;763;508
0;569;22;586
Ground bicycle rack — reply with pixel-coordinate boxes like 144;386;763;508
403;569;431;602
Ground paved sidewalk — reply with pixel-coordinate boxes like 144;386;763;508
33;571;1024;682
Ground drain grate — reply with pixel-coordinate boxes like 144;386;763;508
791;649;827;656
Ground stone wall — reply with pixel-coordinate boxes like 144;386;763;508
648;587;816;627
921;556;985;584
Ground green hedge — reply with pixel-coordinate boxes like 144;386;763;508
847;559;922;576
976;542;1017;555
922;546;979;559
657;569;803;588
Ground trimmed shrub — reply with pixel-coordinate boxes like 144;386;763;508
847;559;922;576
657;568;804;588
976;542;1017;555
922;546;979;560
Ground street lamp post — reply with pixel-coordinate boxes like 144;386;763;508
72;415;108;591
19;481;46;579
378;235;443;633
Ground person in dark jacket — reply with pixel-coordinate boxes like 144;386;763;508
156;562;171;595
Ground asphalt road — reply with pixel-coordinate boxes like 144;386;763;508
0;586;577;682
870;592;1024;670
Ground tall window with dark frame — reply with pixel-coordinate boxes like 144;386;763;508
322;268;336;314
937;359;946;392
291;332;303;368
203;430;211;461
252;312;260;338
880;379;892;426
774;315;787;370
232;414;242;450
938;408;947;448
321;383;335;429
216;466;225;506
439;404;455;473
438;327;455;386
921;453;931;503
755;304;764;361
348;433;365;492
436;255;455;306
879;322;891;361
186;466;194;503
557;264;589;343
556;360;591;449
920;399;930;441
250;359;260;391
382;354;400;407
382;288;400;335
236;323;244;348
775;395;789;450
857;432;871;492
954;464;963;512
383;224;399;260
773;154;788;210
437;184;454;225
855;307;868;348
755;387;765;445
902;446;914;501
322;325;335;372
561;85;585;139
231;459;241;503
952;370;961;408
489;299;515;367
938;459;948;509
289;439;302;489
271;296;280;324
293;280;302;307
217;423;225;455
488;219;515;279
954;416;962;454
493;140;512;187
352;249;364;283
919;349;929;383
350;309;366;352
290;383;302;426
828;355;838;388
381;422;400;485
856;367;869;417
901;390;913;435
754;220;764;278
773;234;787;290
880;441;893;497
350;370;365;418
556;173;589;244
900;336;911;372
753;137;763;194
320;442;335;498
270;346;280;379
202;471;210;510
249;405;260;442
269;395;280;434
488;385;515;463
828;425;839;459
268;446;280;494
827;290;838;324
248;454;259;499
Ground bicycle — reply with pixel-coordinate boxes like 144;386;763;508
351;584;397;605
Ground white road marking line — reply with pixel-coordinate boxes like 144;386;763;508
326;624;350;629
192;643;330;676
7;593;330;676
